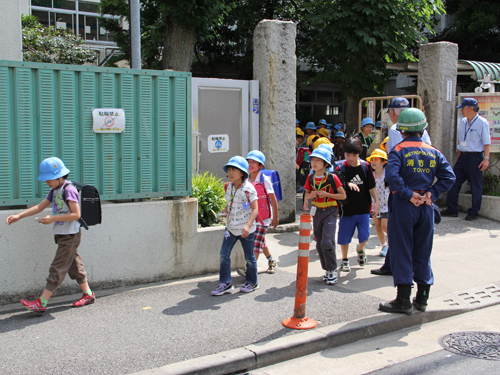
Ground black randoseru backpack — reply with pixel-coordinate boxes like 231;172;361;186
62;182;102;230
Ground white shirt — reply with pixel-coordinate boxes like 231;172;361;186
457;114;491;152
387;124;432;152
225;179;258;236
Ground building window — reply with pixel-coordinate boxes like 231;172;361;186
31;0;119;44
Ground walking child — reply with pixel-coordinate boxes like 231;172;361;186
366;149;390;256
245;151;279;274
6;157;95;316
336;138;380;272
304;148;346;284
212;156;259;296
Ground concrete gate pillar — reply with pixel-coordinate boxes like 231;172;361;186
253;20;297;223
0;0;23;61
417;42;459;164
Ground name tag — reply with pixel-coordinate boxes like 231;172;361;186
460;141;467;147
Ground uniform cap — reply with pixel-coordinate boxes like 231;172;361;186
457;97;478;108
307;147;333;167
223;156;249;176
305;122;316;130
246;150;266;169
317;128;330;137
334;131;345;139
38;157;70;181
361;117;375;127
296;128;305;137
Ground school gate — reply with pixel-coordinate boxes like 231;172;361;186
0;60;191;207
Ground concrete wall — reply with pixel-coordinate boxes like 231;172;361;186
417;42;459;164
253;20;297;223
0;0;23;61
0;199;245;304
458;194;500;222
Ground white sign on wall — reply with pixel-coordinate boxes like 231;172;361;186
208;134;229;153
92;108;126;133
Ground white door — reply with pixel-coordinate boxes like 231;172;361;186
192;78;259;180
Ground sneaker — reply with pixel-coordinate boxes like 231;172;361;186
357;245;367;266
340;259;350;272
73;293;96;307
236;268;246;277
211;283;234;296
326;270;338;285
267;260;277;274
240;283;259;293
379;244;388;257
322;271;329;281
20;298;46;316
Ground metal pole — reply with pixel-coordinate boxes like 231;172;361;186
129;0;141;69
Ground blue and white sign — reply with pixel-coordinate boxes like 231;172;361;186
253;98;259;114
208;134;229;153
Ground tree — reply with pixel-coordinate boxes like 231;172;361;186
22;15;97;65
431;0;500;63
99;0;233;71
299;0;444;131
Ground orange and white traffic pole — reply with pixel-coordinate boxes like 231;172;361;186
282;213;317;329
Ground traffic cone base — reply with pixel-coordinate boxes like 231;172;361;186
282;316;317;330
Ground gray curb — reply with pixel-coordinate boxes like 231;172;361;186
130;282;500;375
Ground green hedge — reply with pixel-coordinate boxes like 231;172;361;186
191;172;226;227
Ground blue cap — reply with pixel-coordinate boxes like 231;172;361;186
457;97;478;108
317;143;335;159
361;117;374;127
246;150;266;169
305;122;316;130
38;157;70;181
307;147;332;167
223;156;249;176
333;124;341;131
296;119;300;124
334;131;345;139
387;97;410;112
318;119;327;125
375;121;381;128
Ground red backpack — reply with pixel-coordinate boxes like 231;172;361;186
224;181;271;225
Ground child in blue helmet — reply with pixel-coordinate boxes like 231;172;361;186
212;156;259;296
304;147;346;285
5;157;95;316
245;151;279;274
357;118;374;160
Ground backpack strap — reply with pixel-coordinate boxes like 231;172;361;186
61;182;89;230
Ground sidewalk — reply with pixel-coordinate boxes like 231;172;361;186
1;198;499;375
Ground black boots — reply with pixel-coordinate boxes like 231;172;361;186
413;284;431;312
379;284;413;315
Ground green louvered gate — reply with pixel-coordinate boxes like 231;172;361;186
0;60;191;206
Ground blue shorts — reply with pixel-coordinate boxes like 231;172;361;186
337;214;370;245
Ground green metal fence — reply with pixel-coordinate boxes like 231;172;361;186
0;60;191;206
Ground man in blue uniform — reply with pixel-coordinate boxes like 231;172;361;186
442;97;491;221
379;108;456;315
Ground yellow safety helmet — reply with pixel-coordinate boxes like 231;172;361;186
313;137;332;150
307;134;319;147
366;148;388;162
317;128;330;138
296;128;304;137
380;136;389;152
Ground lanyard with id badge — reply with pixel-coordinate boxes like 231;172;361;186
310;173;328;216
461;116;477;148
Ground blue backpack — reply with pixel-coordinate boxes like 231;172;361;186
260;170;283;201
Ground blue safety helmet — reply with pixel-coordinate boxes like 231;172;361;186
334;124;343;131
375;121;381;129
296;119;300;124
317;143;336;160
223;156;249;176
305;122;316;130
38;157;70;181
326;123;333;129
246;150;266;169
387;97;410;113
334;131;345;139
318;119;327;125
307;147;332;167
361;117;375;128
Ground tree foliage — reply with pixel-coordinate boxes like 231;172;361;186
299;0;444;130
99;0;233;71
22;15;97;65
430;0;500;63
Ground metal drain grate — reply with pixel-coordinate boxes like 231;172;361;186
439;331;500;360
441;284;500;308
